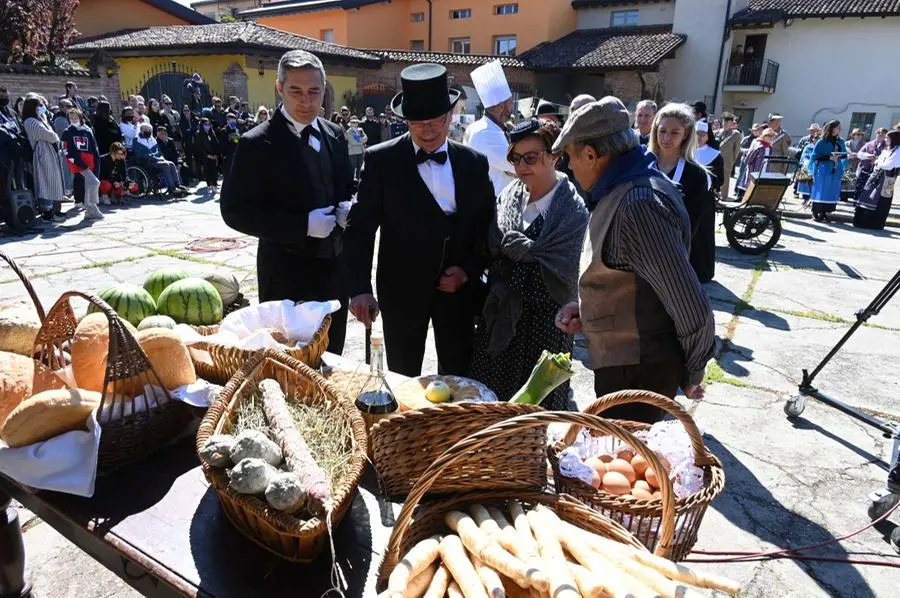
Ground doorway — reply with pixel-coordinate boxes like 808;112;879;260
742;35;767;85
732;108;756;133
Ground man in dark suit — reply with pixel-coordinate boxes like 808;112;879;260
345;64;495;377
220;50;354;354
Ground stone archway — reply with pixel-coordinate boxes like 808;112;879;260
223;62;249;104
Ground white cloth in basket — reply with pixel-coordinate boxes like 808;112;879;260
0;380;219;497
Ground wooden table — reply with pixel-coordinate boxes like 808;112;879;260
0;354;409;598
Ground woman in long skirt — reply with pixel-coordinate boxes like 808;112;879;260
470;119;588;410
21;94;67;223
854;128;888;201
854;130;900;230
809;120;848;222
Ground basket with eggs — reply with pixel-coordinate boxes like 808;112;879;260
549;390;725;560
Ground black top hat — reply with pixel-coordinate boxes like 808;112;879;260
391;63;461;121
536;100;560;116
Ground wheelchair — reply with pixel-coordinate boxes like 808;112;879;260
125;156;163;199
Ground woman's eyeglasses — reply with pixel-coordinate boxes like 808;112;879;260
509;150;547;166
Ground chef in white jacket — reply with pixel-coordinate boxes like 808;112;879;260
465;60;516;197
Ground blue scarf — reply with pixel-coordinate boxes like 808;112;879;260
588;146;667;211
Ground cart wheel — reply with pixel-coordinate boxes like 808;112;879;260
784;394;807;418
867;491;899;521
726;206;782;255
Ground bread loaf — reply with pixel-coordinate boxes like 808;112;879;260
1;388;101;447
0;351;68;430
71;313;137;392
128;328;196;393
0;300;41;356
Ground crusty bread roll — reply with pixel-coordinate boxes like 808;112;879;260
0;351;68;430
1;388;101;447
71;313;137;393
0;300;42;356
263;327;291;344
128;328;196;393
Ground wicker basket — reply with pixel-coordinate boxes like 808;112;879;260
196;348;367;563
33;291;196;474
377;410;678;590
369;402;546;500
189;316;331;385
549;390;726;560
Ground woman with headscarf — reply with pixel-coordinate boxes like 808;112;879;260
695;120;724;196
650;103;716;283
469;119;588;409
854;129;900;230
22;94;67;222
809;120;848;223
92;100;122;156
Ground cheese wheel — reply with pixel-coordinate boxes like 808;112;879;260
1;388;101;447
71;314;137;393
0;351;68;431
128;328;196;393
0;300;41;356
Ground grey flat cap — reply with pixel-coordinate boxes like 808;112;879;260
552;96;630;153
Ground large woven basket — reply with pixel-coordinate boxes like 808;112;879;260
189;316;331;385
377;410;678;590
196;348;367;563
33;291;196;474
369;402;546;500
549;390;725;561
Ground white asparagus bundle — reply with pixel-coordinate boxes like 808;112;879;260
387;535;442;597
525;509;581;598
404;565;437;598
473;555;506;598
445;510;549;592
423;564;452;598
440;535;489;598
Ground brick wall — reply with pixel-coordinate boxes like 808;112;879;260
222;62;249;105
602;71;665;106
0;56;122;116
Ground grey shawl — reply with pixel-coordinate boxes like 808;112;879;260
482;175;589;355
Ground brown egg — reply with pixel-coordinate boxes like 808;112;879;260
601;471;631;496
616;447;635;462
645;466;661;489
585;456;609;476
598;454;614;463
631;454;649;478
634;479;652;492
589;467;602;489
607;458;636;484
631;487;654;500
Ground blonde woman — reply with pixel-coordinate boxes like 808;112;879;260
649;103;716;282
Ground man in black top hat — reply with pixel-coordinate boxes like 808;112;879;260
345;63;495;377
220;50;355;354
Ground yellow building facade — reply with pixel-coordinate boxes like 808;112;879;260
249;0;576;56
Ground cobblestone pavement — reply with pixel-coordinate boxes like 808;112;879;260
1;183;898;597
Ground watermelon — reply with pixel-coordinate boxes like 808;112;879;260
143;268;190;302
88;284;157;327
137;315;177;330
202;272;240;305
156;278;224;326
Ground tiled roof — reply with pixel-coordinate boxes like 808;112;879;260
143;0;216;24
520;25;685;70
369;50;526;68
67;22;381;64
238;0;384;17
0;63;93;77
732;0;900;24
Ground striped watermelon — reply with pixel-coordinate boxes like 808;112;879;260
137;315;177;330
156;278;223;326
202;272;240;305
143;268;190;302
88;284;157;327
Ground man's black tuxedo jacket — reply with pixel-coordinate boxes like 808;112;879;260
220;108;354;302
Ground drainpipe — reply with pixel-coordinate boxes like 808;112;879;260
426;0;433;51
712;0;733;113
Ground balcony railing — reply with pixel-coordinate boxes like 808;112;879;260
724;58;779;92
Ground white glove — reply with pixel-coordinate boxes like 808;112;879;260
308;206;336;239
335;201;351;229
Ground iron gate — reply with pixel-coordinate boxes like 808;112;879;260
124;63;217;110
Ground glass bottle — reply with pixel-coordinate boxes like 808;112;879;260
355;333;398;422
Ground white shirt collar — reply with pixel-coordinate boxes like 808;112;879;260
411;138;449;157
524;175;562;220
280;105;320;134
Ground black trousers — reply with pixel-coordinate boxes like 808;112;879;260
202;157;218;187
258;246;347;355
593;359;684;423
380;285;476;377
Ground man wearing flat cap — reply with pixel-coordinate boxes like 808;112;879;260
344;64;495;376
767;112;792;174
554;97;715;423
